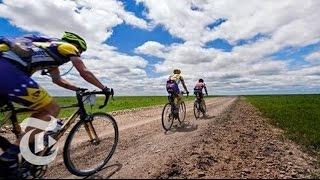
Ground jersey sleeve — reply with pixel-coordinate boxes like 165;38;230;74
57;43;80;57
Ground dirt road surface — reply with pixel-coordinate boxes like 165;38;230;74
40;96;319;178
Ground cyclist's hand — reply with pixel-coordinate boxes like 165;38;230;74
102;87;112;95
186;91;189;97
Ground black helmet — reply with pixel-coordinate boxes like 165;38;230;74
199;79;204;83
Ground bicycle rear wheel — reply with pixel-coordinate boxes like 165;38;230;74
161;103;174;131
63;113;119;176
194;101;201;119
178;101;186;123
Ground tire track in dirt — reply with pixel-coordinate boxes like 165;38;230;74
44;97;237;179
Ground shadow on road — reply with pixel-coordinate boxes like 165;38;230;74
165;122;198;134
84;162;123;179
197;114;216;120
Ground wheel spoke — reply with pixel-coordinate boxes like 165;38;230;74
64;113;118;176
162;103;173;131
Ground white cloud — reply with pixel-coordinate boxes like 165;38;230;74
0;0;155;95
1;0;320;95
134;41;167;57
305;51;320;64
0;0;151;43
134;0;320;94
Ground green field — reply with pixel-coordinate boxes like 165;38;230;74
1;95;196;123
246;95;320;153
56;96;177;117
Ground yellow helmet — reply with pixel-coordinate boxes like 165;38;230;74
173;69;181;74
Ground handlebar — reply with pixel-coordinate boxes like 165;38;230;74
76;88;114;109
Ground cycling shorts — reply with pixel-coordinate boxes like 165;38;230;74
0;58;52;110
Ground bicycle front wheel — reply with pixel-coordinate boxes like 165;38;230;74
161;103;174;131
201;100;207;115
178;101;186;123
63;113;119;176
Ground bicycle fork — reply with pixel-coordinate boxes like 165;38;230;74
84;116;100;145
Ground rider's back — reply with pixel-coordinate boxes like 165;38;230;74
194;82;206;91
0;35;80;75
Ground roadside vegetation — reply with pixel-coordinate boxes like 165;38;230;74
246;95;320;154
1;95;203;123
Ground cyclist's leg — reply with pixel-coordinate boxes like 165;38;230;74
0;135;19;177
0;59;60;140
172;93;180;116
199;93;208;116
200;93;205;107
176;92;183;106
0;136;19;161
0;136;12;151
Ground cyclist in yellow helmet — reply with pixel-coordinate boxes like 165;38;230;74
0;32;110;176
166;69;189;115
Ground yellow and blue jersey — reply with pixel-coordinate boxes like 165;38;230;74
0;40;80;75
0;36;81;110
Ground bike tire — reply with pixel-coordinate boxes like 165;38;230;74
178;101;186;123
63;112;119;176
161;103;174;131
194;101;200;119
201;100;207;115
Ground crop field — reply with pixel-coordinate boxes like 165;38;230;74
56;95;186;117
246;95;320;153
1;95;198;123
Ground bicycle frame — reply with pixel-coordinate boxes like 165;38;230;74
0;103;29;139
167;92;188;117
0;89;113;147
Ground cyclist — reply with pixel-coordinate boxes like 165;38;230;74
0;32;110;176
194;78;208;116
166;69;189;116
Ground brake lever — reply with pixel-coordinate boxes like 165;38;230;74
99;88;114;109
99;98;108;109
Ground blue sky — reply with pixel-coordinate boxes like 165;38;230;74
106;24;184;55
0;17;26;36
0;0;319;95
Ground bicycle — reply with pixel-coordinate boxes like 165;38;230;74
161;92;188;131
0;88;119;178
193;92;207;119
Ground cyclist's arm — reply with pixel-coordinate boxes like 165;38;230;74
71;57;105;90
180;78;189;93
203;84;208;95
49;67;78;91
204;86;208;95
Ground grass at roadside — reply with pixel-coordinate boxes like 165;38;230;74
246;95;320;154
1;95;203;123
